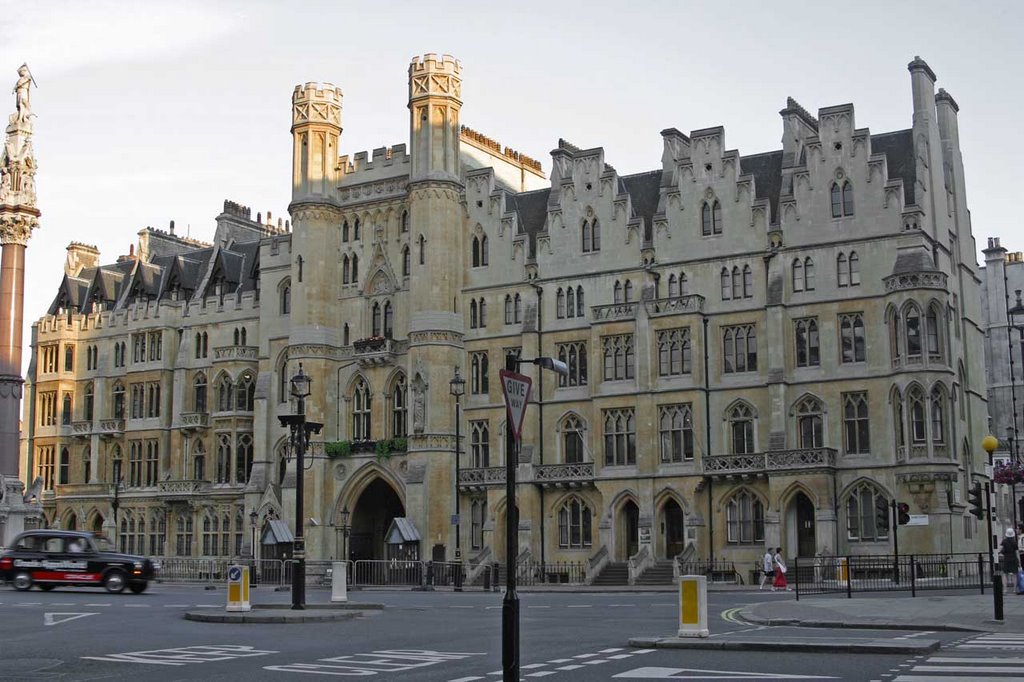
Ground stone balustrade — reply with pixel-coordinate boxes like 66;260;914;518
591;302;638;322
702;448;837;476
644;294;705;317
98;418;125;437
214;345;259;360
458;466;507;489
534;462;595;487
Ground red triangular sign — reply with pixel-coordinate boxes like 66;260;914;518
499;370;532;442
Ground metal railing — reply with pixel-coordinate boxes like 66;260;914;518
794;553;989;599
352;559;425;586
677;559;739;583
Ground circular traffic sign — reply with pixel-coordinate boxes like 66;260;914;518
228;566;242;581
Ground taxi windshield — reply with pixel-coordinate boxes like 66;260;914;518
89;535;113;553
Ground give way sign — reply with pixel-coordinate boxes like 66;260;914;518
499;369;532;443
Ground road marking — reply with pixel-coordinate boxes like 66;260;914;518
84;644;278;667
448;677;485;682
567;604;592;608
609;654;635;659
45;612;98;626
526;673;556;678
613;666;838;679
266;650;486;676
164;604;190;608
124;604;151;608
574;653;599;658
601;648;625;653
556;665;584;671
528;605;551;609
930;657;1024;663
451;606;475;609
522;664;547;669
583;659;610;665
86;603;110;606
548;659;573;663
53;602;75;606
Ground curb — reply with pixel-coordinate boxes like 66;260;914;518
253;602;385;611
627;636;942;655
740;612;986;633
184;609;360;624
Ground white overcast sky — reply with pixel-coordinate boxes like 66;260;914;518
0;0;1022;372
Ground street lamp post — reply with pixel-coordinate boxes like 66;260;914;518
339;506;350;563
111;475;124;552
501;353;568;682
250;509;259;586
982;435;1004;621
450;366;465;592
278;363;323;611
1007;290;1024;527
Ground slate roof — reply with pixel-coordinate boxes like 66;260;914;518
739;151;784;224
869;129;917;206
620;170;662;240
505;188;550;258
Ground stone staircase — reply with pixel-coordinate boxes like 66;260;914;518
634;560;676;586
591;561;629;586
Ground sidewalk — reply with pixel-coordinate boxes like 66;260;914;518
740;591;1024;633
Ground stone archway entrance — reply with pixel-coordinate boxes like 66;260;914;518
789;492;816;558
662;499;685;559
619;500;639;560
350;478;405;561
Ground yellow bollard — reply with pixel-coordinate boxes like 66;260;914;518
677;574;709;638
226;565;251;612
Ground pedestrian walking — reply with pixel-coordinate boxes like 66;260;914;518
1000;528;1019;589
772;547;790;591
759;548;774;590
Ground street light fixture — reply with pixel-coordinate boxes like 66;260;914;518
981;434;1004;622
501;353;569;682
1007;289;1024;524
449;366;466;591
339;506;351;563
278;363;323;610
110;475;125;552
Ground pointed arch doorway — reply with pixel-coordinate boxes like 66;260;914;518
662;499;685;559
619;500;640;560
788;492;816;558
349;478;405;561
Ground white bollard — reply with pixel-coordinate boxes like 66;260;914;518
331;561;348;603
677;574;709;637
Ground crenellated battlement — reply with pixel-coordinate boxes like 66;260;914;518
339;143;410;177
222;200;251;220
292;81;342;128
68;241;98;253
409;53;462;76
460;126;542;173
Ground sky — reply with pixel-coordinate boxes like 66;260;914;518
0;0;1022;373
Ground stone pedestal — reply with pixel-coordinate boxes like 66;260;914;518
0;474;41;546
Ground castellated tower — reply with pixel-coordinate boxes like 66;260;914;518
285;82;344;530
405;54;466;560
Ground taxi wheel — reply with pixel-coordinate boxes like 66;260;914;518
12;572;32;591
128;581;148;594
103;570;127;594
38;584;55;591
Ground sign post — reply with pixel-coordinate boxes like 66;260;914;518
226;564;251;612
499;366;532;682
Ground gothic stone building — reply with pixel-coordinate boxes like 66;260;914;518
25;54;989;577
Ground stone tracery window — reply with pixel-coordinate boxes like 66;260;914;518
729;402;756;454
351;377;371;441
558;496;592;548
846;483;888;541
725;489;764;544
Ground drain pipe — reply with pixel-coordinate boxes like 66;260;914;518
531;283;546;567
702;315;713;561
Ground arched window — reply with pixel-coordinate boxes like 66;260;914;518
350;254;359;284
556;289;565;319
562;415;585;464
352;378;371;441
342;255;350;284
235;433;254;484
849;251;860;285
701;202;712;236
479;298;487;327
720;268;731;300
624;280;633;302
729;403;755;454
418;235;425;265
353;218;361;240
58;447;70;484
280;281;291;315
481;235;488;266
793;259;804;292
713;200;722;234
192;440;206;481
892;388;906;455
930;386;946;446
64;346;74;372
391;374;407;438
504;295;513;324
831;182;842;218
471;499;486;550
342;220;350;242
112;382;125;420
614;281;624;304
471;420;490;467
926;305;941;359
216;434;231;483
84;382;94;421
725;490;764;543
193;372;207;412
667;274;678;297
837;252;849;287
906;305;922;357
401;246;410;276
470;299;478;328
842;182;854;216
558;497;592;548
742;264;752;298
514;293;522;323
472;236;481;267
592;219;601;251
401;211;409;233
566;287;576;318
795;318;820;368
233;328;240;346
217;374;233;412
803;258;815;291
732;266;742;299
844;393;870;454
846;484;888;541
908;385;927;444
61;393;72;425
372;302;382;336
235;372;255;412
343;323;350;347
680;273;689;296
795;396;824;449
840;313;866;363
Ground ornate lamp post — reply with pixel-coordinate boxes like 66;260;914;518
1007;290;1024;526
278;363;322;610
249;508;259;562
982;435;1004;621
111;475;124;552
449;366;465;591
339;506;350;563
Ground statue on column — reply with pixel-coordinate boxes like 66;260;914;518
1;64;37;209
11;64;34;127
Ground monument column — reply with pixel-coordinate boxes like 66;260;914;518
0;64;42;544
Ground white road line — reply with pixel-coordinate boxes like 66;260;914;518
20;602;41;606
124;604;151;608
547;659;573;663
193;604;219;608
522;664;547;669
526;672;556;678
528;606;551;609
608;654;634;659
913;666;1023;672
634;649;655;654
53;603;74;606
931;657;1024;663
567;605;592;608
451;605;475;609
583;659;610;665
86;603;110;607
448;677;485;682
895;677;1023;682
163;604;190;608
556;665;584;671
573;653;599;658
600;648;625;653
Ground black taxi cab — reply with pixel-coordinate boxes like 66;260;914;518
0;529;157;594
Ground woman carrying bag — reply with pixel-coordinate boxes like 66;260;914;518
1000;528;1020;590
772;547;790;591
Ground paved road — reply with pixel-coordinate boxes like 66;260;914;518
0;584;1014;681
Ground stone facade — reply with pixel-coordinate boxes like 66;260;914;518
25;54;988;574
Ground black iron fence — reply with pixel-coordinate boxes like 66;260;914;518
678;559;739;583
794;553;990;599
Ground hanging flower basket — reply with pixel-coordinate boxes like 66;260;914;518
993;461;1024;485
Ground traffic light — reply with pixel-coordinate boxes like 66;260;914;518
876;497;891;533
968;483;985;520
897;502;911;526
